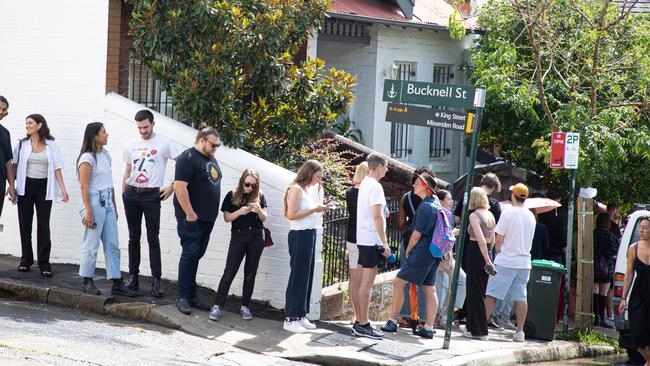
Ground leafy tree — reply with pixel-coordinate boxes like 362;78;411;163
128;0;356;167
469;0;650;204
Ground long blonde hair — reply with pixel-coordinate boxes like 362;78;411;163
283;160;323;217
353;162;369;185
469;187;490;210
232;168;261;205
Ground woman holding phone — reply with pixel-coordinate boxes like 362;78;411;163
209;169;268;321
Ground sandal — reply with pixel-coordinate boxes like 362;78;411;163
41;271;52;278
17;265;30;272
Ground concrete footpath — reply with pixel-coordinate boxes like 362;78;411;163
0;254;617;366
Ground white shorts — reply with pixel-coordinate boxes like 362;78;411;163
346;241;359;269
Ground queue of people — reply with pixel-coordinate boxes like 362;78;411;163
5;95;643;349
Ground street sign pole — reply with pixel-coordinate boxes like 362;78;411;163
563;168;576;335
442;87;485;349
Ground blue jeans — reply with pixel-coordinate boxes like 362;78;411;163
399;239;426;320
285;229;316;318
177;218;215;299
79;190;121;279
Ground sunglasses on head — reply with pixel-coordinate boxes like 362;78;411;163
203;138;221;148
244;182;257;189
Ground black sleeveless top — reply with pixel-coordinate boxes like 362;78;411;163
629;243;650;349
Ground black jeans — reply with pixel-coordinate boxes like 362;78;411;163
123;189;162;277
177;218;214;299
18;178;52;271
463;240;489;336
285;229;316;318
214;227;265;307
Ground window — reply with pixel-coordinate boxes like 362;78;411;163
390;62;415;158
429;65;452;158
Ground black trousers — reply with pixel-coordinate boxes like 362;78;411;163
18;178;52;271
0;181;5;218
463;240;489;336
122;189;162;277
214;227;265;307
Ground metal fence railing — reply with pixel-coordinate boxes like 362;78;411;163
127;51;190;124
321;197;402;287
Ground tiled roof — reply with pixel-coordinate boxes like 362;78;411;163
328;0;478;31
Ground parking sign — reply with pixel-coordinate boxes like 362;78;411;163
551;132;579;169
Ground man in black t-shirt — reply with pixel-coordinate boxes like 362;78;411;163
173;126;222;315
454;172;502;225
0;96;16;219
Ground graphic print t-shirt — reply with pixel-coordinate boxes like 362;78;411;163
173;147;222;222
123;134;180;188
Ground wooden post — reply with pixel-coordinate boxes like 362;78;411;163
575;197;594;330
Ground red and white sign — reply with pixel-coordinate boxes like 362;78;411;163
551;132;579;169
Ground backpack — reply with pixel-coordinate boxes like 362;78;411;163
430;205;455;258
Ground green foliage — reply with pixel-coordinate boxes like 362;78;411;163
470;0;650;204
332;118;364;144
555;329;620;349
296;138;358;202
129;0;356;165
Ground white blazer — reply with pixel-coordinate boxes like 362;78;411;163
12;138;65;201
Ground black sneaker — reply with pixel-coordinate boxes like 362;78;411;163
380;320;398;333
188;297;211;311
413;327;435;339
354;323;384;340
487;319;504;331
351;321;361;336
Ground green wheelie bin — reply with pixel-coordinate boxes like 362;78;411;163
524;259;566;341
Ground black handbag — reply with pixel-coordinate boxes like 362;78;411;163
263;227;274;247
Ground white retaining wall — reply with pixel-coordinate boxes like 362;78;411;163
0;0;323;317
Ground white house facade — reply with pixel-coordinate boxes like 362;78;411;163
315;0;478;183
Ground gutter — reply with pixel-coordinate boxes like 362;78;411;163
326;12;484;34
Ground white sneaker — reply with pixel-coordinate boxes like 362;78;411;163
461;325;488;340
513;330;525;342
283;319;307;333
299;317;317;330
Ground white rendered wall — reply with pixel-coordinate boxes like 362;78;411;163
0;1;322;317
317;24;470;183
373;26;468;182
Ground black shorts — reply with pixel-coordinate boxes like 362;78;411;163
357;245;382;268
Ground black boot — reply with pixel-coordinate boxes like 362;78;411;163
82;277;101;296
151;277;164;298
111;278;138;297
593;293;600;326
599;295;613;328
125;274;139;291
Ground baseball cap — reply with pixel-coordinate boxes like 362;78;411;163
509;183;529;199
417;172;437;193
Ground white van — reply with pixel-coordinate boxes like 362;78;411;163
613;208;649;364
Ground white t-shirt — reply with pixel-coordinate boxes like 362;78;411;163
356;176;386;246
123;134;180;188
78;149;113;191
494;206;537;269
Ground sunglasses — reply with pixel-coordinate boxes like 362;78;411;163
244;182;258;189
203;138;221;149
